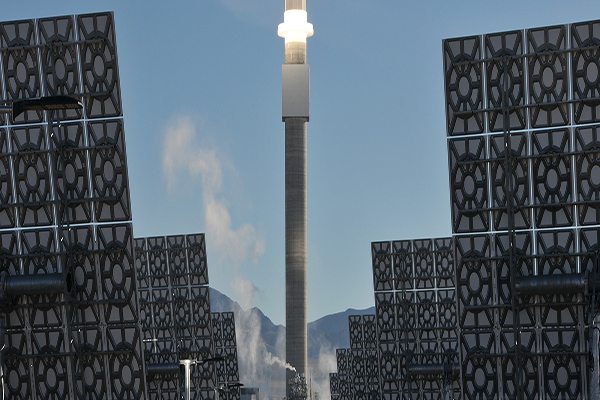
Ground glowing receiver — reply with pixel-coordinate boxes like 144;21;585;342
278;10;314;43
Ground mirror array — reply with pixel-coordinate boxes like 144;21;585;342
330;238;458;400
329;315;379;399
0;12;145;399
0;11;245;399
373;239;459;399
212;312;241;400
329;18;600;400
445;20;600;399
134;233;216;399
373;239;458;399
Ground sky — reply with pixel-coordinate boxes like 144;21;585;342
4;0;600;325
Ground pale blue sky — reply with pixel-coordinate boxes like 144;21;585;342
4;1;600;324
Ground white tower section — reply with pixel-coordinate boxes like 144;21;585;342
278;0;312;396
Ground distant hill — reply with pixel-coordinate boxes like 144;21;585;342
209;288;374;399
308;305;375;360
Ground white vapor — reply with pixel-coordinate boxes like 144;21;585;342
265;352;296;372
231;275;287;398
162;116;265;265
310;344;337;399
163;118;279;395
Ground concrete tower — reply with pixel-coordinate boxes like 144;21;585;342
278;0;313;395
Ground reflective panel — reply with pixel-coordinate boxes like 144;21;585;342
444;20;598;399
0;12;145;399
135;233;216;400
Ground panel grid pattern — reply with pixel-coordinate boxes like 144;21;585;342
0;12;145;399
135;233;215;400
371;237;459;399
212;312;241;400
333;348;352;400
344;314;380;399
444;20;600;400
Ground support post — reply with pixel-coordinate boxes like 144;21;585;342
180;359;193;400
592;315;600;400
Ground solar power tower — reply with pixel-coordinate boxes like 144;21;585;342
277;0;313;394
134;233;216;399
0;12;146;399
444;20;600;399
371;238;459;399
328;314;379;400
211;312;241;400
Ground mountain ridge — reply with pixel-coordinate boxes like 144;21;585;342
209;287;374;399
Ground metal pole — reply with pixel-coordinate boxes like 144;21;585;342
180;359;193;400
592;315;600;399
502;56;523;400
0;319;4;400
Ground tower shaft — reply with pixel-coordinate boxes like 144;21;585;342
285;117;307;380
279;0;312;396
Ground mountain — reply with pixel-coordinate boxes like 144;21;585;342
209;288;374;399
307;305;375;360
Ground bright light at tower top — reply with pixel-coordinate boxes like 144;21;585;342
278;10;314;43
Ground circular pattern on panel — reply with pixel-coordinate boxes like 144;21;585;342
464;358;497;398
67;243;96;303
101;243;130;300
537;158;569;199
36;356;66;397
418;299;436;329
530;53;566;104
487;55;525;131
223;318;236;343
152;300;171;329
94;138;124;200
393;251;412;289
5;355;30;398
45;40;78;95
373;249;392;291
446;44;483;134
173;296;188;327
436;248;454;285
501;354;538;399
455;165;487;211
415;250;434;288
450;139;488;232
528;28;569;123
109;346;140;397
54;136;88;222
139;301;152;329
544;354;581;399
77;355;105;397
5;49;39;101
16;151;50;208
439;298;456;328
150;251;164;274
187;242;207;284
376;296;395;336
573;38;600;101
81;34;119;114
349;318;363;346
192;289;210;327
460;255;492;306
